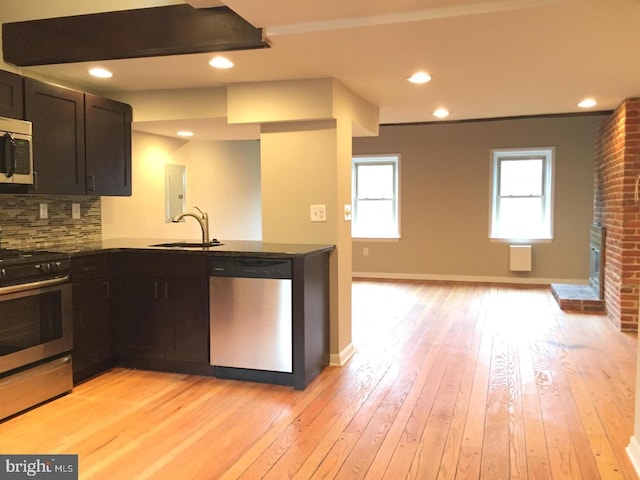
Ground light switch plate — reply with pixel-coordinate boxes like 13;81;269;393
344;204;352;221
310;204;327;222
72;203;81;219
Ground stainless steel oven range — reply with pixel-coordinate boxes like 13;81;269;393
0;248;73;421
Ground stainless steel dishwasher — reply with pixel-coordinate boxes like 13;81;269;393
209;257;292;373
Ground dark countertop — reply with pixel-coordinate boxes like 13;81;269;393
61;238;335;258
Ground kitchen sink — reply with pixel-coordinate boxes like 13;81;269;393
151;241;224;248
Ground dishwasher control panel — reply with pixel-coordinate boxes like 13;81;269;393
209;257;292;279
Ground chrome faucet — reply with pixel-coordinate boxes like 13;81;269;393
172;206;210;244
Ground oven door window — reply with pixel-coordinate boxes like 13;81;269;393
0;291;63;355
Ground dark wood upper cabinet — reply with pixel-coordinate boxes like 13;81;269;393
0;70;24;119
85;94;132;196
23;78;132;196
24;77;86;195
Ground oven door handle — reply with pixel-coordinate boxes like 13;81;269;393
2;132;16;178
0;275;70;296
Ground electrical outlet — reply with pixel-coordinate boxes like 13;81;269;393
39;203;48;219
363;247;369;256
72;203;81;219
310;204;327;222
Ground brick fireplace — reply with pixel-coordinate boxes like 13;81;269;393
594;98;640;331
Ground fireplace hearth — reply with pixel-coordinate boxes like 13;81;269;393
550;224;605;312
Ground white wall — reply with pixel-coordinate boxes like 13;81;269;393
101;131;262;241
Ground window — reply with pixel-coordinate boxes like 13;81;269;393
490;147;555;240
352;155;400;239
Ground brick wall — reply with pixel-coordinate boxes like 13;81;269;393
594;98;640;331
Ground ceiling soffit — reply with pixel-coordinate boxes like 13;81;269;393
2;4;268;67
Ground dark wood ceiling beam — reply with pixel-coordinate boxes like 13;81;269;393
2;5;268;67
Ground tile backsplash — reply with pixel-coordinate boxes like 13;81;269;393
0;194;101;250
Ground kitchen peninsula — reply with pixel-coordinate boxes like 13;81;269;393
68;239;333;390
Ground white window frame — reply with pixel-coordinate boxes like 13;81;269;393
352;154;400;239
489;147;555;241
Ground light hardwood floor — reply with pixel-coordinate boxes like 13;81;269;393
0;280;638;479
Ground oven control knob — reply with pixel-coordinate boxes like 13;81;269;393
40;263;51;273
0;268;5;279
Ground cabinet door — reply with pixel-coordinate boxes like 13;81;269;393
72;279;114;383
164;278;209;363
85;94;132;196
119;276;166;360
24;78;85;194
0;70;24;119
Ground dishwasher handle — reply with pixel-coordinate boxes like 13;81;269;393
209;257;292;279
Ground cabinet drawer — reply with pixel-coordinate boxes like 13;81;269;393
71;254;110;282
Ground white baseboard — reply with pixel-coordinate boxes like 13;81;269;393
352;271;588;286
330;343;355;366
627;435;640;477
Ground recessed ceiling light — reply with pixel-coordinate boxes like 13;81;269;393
88;67;113;78
209;56;234;69
433;108;449;119
578;98;597;108
177;131;194;137
407;72;431;84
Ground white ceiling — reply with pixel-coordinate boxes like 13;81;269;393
1;0;639;140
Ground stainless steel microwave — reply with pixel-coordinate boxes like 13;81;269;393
0;116;33;185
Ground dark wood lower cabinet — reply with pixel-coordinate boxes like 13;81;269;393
118;276;165;360
71;255;118;383
118;275;208;364
69;249;330;388
163;277;209;363
114;253;209;369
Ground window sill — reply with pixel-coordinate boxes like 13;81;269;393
490;237;552;244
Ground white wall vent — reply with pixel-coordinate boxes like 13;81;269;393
510;245;532;272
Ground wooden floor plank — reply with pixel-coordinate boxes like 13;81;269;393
435;285;487;480
408;288;480;480
455;286;495;480
0;281;637;480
